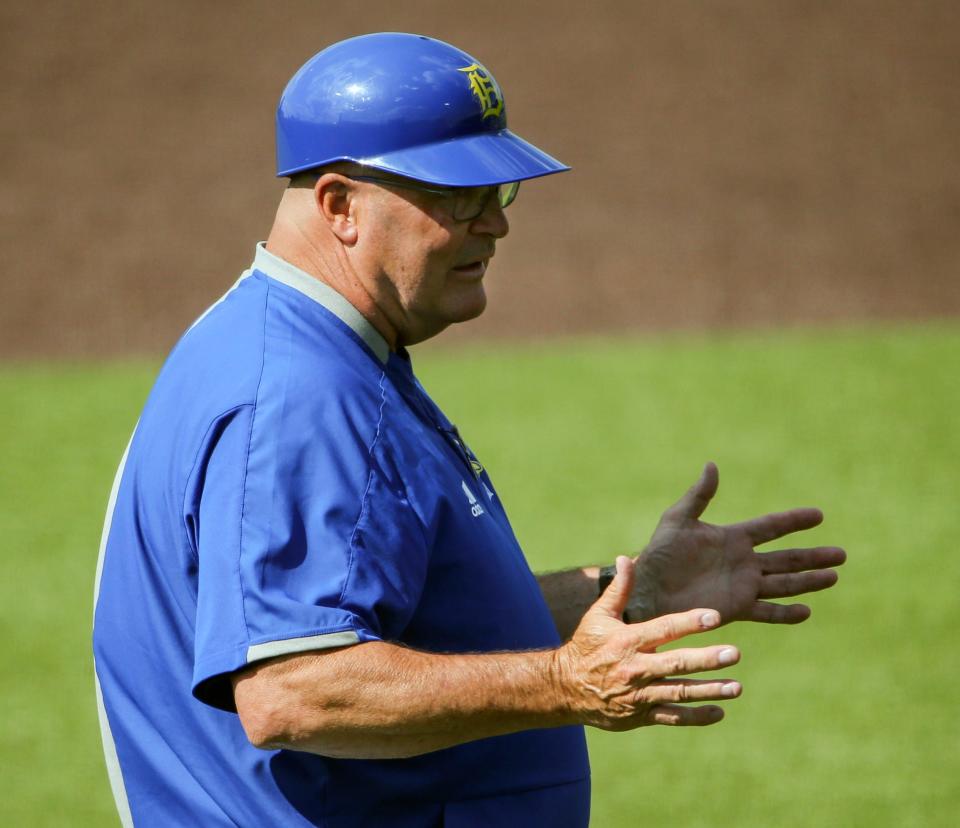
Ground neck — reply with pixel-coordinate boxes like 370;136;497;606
265;216;400;351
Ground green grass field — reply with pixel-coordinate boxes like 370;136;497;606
2;323;958;826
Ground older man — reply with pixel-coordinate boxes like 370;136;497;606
93;33;844;827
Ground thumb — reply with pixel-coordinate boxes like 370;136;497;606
593;555;635;620
667;461;719;521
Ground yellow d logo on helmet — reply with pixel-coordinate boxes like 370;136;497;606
458;63;504;120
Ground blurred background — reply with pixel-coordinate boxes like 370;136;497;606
2;1;957;825
3;0;958;356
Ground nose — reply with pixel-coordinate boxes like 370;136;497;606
469;197;510;239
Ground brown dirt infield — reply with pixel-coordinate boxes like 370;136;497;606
2;1;958;358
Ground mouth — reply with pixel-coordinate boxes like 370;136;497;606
451;254;492;279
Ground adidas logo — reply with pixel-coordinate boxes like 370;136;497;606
461;480;486;518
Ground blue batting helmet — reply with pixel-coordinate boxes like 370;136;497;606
275;32;569;186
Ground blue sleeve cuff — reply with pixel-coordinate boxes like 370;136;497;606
193;619;382;712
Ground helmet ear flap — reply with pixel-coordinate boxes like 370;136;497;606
275;33;569;188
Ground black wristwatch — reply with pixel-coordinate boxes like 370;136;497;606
598;565;616;596
598;564;630;623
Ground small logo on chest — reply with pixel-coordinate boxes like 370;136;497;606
461;480;486;518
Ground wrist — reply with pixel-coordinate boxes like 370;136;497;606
548;646;586;726
597;564;617;596
598;561;645;623
625;556;657;622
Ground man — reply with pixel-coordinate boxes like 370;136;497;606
93;33;844;826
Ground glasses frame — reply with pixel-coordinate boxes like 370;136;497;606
345;175;519;222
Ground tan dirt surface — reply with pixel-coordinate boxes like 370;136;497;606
2;1;958;358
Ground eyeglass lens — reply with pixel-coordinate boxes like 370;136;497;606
453;182;520;220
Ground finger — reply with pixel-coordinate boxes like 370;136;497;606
646;704;725;726
642;644;740;678
592;555;635;620
758;569;838;599
628;607;722;650
749;601;811;624
731;507;823;545
759;546;847;574
642;678;741;703
664;462;719;522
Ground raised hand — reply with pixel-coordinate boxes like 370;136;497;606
630;463;846;625
557;556;742;730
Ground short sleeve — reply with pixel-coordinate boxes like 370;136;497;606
190;384;429;711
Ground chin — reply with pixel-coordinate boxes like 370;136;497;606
407;293;488;346
451;288;488;323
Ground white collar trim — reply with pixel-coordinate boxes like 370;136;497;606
251;242;390;364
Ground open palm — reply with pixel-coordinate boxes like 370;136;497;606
631;464;845;625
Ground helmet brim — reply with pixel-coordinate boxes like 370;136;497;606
332;129;570;187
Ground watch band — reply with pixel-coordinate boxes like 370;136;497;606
598;563;630;623
598;565;617;596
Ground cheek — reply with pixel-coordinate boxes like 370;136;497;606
396;247;444;297
408;231;461;286
374;205;464;299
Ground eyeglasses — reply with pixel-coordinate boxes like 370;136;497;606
345;175;520;222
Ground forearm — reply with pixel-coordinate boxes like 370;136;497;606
233;641;573;760
536;566;603;640
538;563;654;639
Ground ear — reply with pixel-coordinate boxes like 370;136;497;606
313;174;358;246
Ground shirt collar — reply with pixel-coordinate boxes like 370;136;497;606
251;242;391;364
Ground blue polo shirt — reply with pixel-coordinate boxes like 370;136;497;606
93;244;590;827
